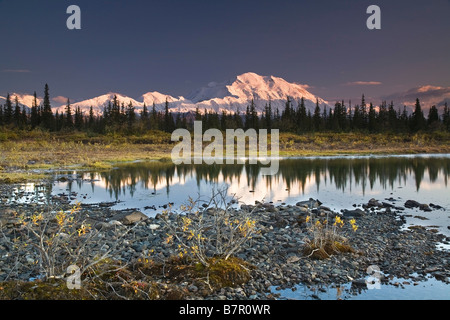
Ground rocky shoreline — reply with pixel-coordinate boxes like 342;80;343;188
0;180;449;300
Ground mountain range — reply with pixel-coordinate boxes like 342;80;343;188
1;72;449;116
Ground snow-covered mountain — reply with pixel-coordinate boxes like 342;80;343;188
2;72;331;116
382;85;450;113
189;72;329;113
0;93;40;110
3;75;449;117
52;93;144;116
62;72;329;116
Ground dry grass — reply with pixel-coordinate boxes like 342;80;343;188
1;131;449;174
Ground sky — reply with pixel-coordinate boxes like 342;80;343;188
0;0;449;104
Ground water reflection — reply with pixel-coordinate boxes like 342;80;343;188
63;155;450;200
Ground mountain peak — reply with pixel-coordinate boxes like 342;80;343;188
5;72;330;116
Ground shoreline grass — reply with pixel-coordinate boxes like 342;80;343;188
0;131;449;183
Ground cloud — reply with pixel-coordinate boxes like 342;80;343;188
2;69;31;73
52;96;69;104
345;81;382;86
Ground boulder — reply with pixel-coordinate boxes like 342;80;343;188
419;204;432;212
110;211;148;225
404;200;421;208
368;198;383;208
342;208;365;217
296;198;321;209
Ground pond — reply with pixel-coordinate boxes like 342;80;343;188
37;154;449;235
10;154;450;237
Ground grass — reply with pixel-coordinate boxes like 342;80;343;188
0;130;449;182
0;172;49;184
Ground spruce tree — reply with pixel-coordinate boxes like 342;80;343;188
88;106;95;129
427;105;439;130
163;98;174;132
360;94;367;128
13;96;21;127
0;104;3;126
126;101;136;132
41;84;54;130
387;101;397;132
378;101;388;132
234;108;243;129
74;107;83;130
399;106;409;132
150;103;159;130
410;98;425;132
443;102;450;131
368;103;377;133
140;103;149;130
30;92;40;128
313;99;321;132
4;93;13;125
65;98;74;130
21;105;27;128
296;97;307;133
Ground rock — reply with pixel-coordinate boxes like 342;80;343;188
241;204;254;211
287;256;301;264
95;221;114;230
404;200;421;208
296;198;321;209
296;207;309;214
433;273;447;282
110;211;148;225
342;208;365;217
368;198;383;208
148;224;160;230
419;204;432;212
429;203;443;210
351;279;367;289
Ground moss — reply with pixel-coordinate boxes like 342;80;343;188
206;257;252;288
132;255;253;292
0;278;86;300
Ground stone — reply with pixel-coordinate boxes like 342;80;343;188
404;200;421;208
351;279;367;289
110;211;148;225
419;204;432;212
342;208;365;217
148;224;160;230
287;256;301;264
368;198;383;207
296;198;321;209
429;203;443;210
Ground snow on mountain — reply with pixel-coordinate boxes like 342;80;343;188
189;72;329;113
52;92;144;116
382;85;450;113
141;92;194;113
2;73;330;116
0;93;41;110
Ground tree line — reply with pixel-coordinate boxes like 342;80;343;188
1;84;449;135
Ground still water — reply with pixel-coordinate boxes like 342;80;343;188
40;154;450;237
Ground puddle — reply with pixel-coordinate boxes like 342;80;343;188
271;274;449;300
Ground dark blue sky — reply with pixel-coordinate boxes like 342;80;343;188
1;0;449;103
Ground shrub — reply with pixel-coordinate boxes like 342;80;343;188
162;187;259;267
302;214;357;259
